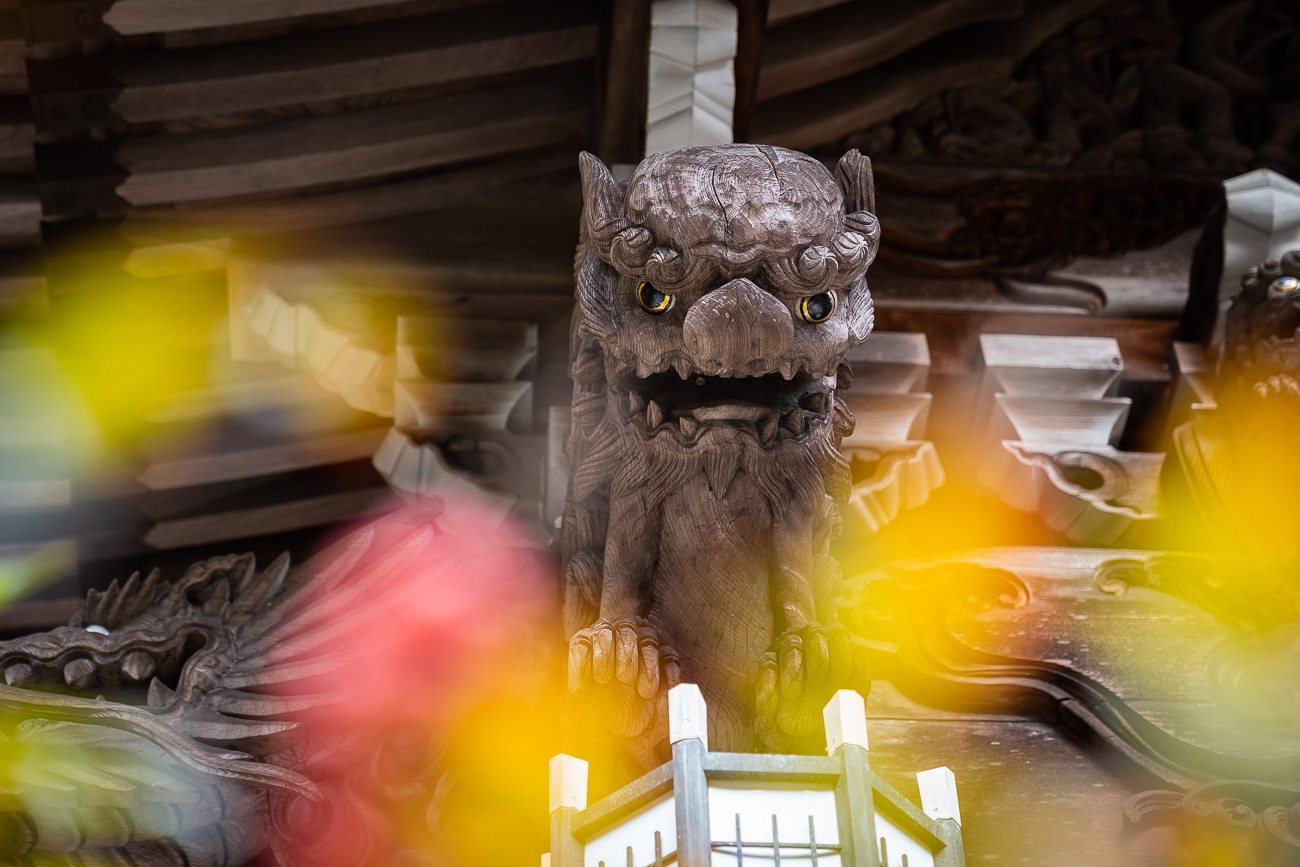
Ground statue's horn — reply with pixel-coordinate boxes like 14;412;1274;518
579;152;630;249
834;149;876;215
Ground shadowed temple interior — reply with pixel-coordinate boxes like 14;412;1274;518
0;1;1298;865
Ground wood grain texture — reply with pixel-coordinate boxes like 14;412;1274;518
110;71;590;206
102;0;456;35
143;485;393;549
123;153;574;238
764;0;845;26
730;0;769;144
29;3;596;128
596;0;651;162
138;426;390;490
752;0;1111;151
758;0;1023;101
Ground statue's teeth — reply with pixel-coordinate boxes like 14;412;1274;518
672;358;692;379
679;415;698;438
64;658;96;689
4;663;31;685
148;678;177;709
802;392;829;414
646;400;665;429
759;413;778;442
779;361;797;380
628;391;646;416
122;650;156;682
635;358;654;378
783;408;804;435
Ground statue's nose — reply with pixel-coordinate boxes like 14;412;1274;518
682;278;793;376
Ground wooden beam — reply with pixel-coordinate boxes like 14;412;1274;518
22;0;480;42
28;3;597;132
764;0;844;26
752;21;1014;150
0;175;39;244
142;486;395;550
39;69;591;213
0;597;80;633
596;0;651;163
730;0;768;143
0;112;34;175
138;427;390;491
752;0;1114;151
121;154;574;240
757;0;1023;102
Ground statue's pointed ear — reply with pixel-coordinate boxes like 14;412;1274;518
579;151;627;238
835;149;875;215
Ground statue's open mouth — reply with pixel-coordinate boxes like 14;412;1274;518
614;368;833;445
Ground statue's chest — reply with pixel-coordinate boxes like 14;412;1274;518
649;470;775;649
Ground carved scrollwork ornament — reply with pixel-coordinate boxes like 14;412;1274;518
1127;782;1300;850
1208;623;1300;731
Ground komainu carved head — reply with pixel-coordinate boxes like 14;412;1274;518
563;146;879;775
574;145;879;444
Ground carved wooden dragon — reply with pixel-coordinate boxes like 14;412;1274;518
561;144;880;767
0;505;538;866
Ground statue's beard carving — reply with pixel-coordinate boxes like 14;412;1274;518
573;387;852;515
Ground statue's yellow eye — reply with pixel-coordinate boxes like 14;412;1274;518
799;290;836;323
1269;276;1299;298
637;281;674;314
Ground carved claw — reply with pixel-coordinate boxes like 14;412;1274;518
1253;374;1300;401
568;618;677;740
757;623;853;748
568;618;665;701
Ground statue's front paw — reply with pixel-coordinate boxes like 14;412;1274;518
567;618;674;739
568;617;670;699
756;623;854;748
1254;374;1300;401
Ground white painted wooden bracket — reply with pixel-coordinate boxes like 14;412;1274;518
845;331;930;394
1170;341;1218;419
371;427;515;509
991;394;1132;449
842;392;932;444
646;0;737;155
979;333;1123;400
243;286;396;417
822;689;869;756
393;380;532;432
843;441;944;536
549;754;589;814
841;331;944;535
1220;169;1300;303
981;441;1164;544
668;682;708;748
916;766;961;826
396;316;537;383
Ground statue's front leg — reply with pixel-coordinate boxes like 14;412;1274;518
758;500;852;748
567;490;675;738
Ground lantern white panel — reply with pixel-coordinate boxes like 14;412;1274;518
707;782;840;866
583;794;676;867
875;809;935;867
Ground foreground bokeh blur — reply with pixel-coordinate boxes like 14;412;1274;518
262;498;561;867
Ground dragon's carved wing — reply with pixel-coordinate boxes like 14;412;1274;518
0;504;452;866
